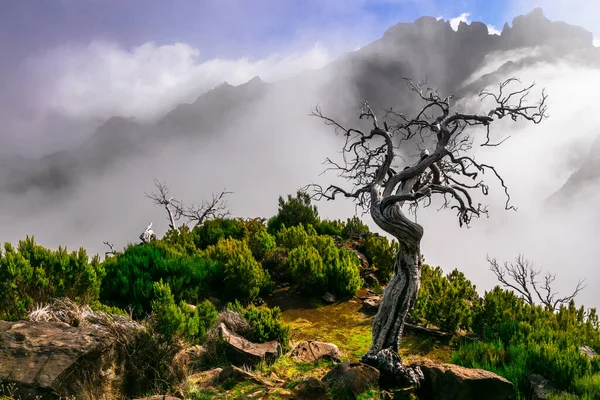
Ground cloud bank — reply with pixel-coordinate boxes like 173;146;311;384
2;6;600;312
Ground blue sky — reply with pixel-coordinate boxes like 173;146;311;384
1;0;595;63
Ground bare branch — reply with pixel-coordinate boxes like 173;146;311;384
310;77;546;229
178;189;232;227
488;254;586;311
103;241;116;257
146;180;233;230
145;179;179;230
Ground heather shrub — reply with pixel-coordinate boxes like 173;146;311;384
205;238;272;302
0;236;104;321
267;190;319;234
192;218;247;250
364;233;399;284
341;215;370;239
100;240;212;317
288;244;326;294
228;300;291;351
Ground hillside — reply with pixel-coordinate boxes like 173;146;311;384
0;192;599;399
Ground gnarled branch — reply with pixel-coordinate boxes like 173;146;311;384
487;254;586;311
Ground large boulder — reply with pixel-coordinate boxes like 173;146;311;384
412;359;514;400
321;362;380;398
0;320;127;399
217;322;281;367
290;340;342;363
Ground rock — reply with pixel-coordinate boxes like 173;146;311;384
290;340;342;363
0;320;127;399
189;367;223;387
173;345;207;370
526;373;577;400
412;359;513;400
527;373;556;400
218;365;274;387
382;387;420;399
322;292;336;304
269;371;286;385
217;322;281;367
580;345;598;360
293;377;328;400
361;296;382;314
267;387;292;396
354;250;370;270
321;362;380;397
362;270;380;287
133;396;181;400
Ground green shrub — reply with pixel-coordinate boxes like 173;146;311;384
100;240;213;317
364;233;398;284
277;224;311;250
341;216;370;239
412;264;479;332
246;223;276;261
267;190;319;234
228;301;290;351
161;224;198;255
205;238;271;302
151;280;218;343
327;247;362;297
288;245;326;294
0;236;104;320
262;246;290;280
316;219;345;236
193;218;247;250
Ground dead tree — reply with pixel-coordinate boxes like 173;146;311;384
139;222;157;243
145;179;231;230
488;254;585;311
103;241;116;257
308;77;547;385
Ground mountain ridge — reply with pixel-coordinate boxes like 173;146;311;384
1;8;597;197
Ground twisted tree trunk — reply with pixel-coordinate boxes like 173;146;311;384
360;183;425;387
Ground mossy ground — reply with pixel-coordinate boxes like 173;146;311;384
181;288;453;399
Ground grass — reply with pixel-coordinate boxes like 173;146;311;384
180;288;454;399
268;287;453;363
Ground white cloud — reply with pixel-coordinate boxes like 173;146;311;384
29;41;334;122
594;39;600;47
421;54;600;311
487;24;502;35
449;12;471;31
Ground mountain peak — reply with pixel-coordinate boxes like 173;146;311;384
501;7;593;50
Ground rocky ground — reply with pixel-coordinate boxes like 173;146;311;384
0;289;524;400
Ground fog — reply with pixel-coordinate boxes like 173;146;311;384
1;4;600;310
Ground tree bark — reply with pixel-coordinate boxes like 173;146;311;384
359;183;425;387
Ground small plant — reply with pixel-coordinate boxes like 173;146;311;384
227;301;291;351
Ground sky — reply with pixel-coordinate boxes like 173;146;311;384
1;1;600;309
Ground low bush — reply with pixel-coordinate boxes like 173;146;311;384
228;301;291;351
205;238;272;302
0;236;104;321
